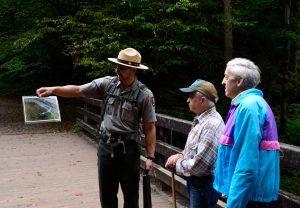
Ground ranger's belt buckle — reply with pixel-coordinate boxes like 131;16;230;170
106;137;126;158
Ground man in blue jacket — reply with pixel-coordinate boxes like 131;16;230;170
213;58;280;208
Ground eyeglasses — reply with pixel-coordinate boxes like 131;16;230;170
115;65;132;71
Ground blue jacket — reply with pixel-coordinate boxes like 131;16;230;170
213;89;280;208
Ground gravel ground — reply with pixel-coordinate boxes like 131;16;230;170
0;97;190;208
0;97;77;135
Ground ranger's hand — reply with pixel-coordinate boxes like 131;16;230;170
145;158;153;173
36;87;53;97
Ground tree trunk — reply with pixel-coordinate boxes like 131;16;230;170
223;0;233;65
279;0;291;142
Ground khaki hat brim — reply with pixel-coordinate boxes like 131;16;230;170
107;58;148;70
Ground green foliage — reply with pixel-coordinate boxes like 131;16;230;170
0;0;299;144
0;0;60;32
0;0;82;96
281;166;300;196
285;104;300;146
34;0;224;81
0;34;19;64
1;57;25;74
70;123;83;133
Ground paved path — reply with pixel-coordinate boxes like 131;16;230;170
0;132;178;208
0;133;100;208
0;98;179;208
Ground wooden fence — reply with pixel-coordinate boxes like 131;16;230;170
76;97;300;208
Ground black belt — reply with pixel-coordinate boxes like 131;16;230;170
101;132;137;143
100;133;135;158
100;137;125;158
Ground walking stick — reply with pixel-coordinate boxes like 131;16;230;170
171;168;176;208
143;169;152;208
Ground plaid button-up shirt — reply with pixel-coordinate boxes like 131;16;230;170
175;107;224;177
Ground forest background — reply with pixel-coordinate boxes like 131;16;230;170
0;0;299;195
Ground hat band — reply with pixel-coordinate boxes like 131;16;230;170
117;58;140;67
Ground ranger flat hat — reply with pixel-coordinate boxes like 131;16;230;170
108;48;148;70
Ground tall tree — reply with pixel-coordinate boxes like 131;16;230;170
223;0;232;64
279;0;300;142
279;0;291;141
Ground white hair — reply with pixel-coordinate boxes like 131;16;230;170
227;58;261;88
195;92;215;108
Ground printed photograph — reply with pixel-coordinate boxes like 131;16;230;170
22;96;61;124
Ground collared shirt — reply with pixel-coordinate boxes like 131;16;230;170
80;76;156;135
175;107;225;177
231;92;243;105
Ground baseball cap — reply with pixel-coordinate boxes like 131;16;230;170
179;79;219;103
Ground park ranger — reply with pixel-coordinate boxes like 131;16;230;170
36;48;157;208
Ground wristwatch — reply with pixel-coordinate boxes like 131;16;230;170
146;156;155;161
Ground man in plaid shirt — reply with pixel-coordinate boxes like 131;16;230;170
165;79;225;208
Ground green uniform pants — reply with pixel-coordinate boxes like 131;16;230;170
97;139;140;208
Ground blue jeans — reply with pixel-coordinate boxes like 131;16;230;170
187;175;220;208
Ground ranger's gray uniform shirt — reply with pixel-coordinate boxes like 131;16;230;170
80;76;156;136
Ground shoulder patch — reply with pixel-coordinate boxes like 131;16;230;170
150;96;155;107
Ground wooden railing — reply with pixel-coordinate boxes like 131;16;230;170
76;97;300;208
